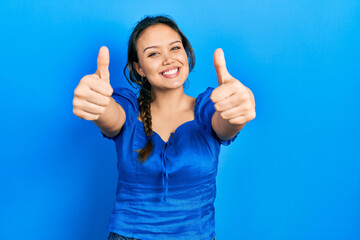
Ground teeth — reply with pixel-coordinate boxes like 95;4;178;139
162;68;178;76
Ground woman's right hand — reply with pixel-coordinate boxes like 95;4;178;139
73;46;114;121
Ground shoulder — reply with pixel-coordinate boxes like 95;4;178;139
195;87;240;146
196;87;214;103
113;87;137;101
195;87;215;114
194;87;216;128
112;87;138;120
112;87;137;105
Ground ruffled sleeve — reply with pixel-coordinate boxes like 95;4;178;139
196;87;239;146
102;87;138;140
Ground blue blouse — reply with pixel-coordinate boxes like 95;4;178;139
103;87;238;240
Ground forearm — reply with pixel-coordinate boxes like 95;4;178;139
93;97;126;137
211;111;245;141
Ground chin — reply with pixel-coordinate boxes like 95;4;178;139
170;80;187;88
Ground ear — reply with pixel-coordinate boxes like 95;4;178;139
132;62;144;77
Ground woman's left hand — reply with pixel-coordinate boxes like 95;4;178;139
210;48;256;126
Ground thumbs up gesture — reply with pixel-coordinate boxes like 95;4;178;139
210;48;256;126
73;46;113;120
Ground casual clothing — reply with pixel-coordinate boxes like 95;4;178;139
103;87;238;240
107;232;215;240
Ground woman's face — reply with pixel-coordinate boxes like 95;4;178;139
134;24;189;92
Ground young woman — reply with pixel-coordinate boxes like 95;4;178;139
73;16;255;240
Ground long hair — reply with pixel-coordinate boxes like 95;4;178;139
124;15;195;163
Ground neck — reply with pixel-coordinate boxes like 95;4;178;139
151;86;189;114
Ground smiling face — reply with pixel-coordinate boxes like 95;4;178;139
133;24;189;92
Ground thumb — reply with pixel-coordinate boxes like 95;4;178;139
213;48;230;85
95;46;110;81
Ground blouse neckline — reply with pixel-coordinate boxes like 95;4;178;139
135;95;201;144
135;118;196;144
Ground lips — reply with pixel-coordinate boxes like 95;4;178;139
160;67;180;78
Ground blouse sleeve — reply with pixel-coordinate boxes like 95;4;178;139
196;87;239;146
102;87;138;140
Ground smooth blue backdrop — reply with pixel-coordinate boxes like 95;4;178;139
0;1;359;239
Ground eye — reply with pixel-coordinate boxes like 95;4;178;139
171;46;181;51
148;52;158;57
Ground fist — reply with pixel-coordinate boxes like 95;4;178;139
73;46;113;120
210;48;256;125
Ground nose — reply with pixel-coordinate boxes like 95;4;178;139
162;52;175;65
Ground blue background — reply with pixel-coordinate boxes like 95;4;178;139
0;0;359;239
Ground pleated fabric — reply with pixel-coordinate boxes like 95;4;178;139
103;87;238;240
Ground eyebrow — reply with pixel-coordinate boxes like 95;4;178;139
143;40;182;53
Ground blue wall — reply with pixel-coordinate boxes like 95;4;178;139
0;1;359;239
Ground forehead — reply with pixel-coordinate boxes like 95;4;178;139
137;24;182;50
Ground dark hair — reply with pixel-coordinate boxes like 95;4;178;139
124;15;195;163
